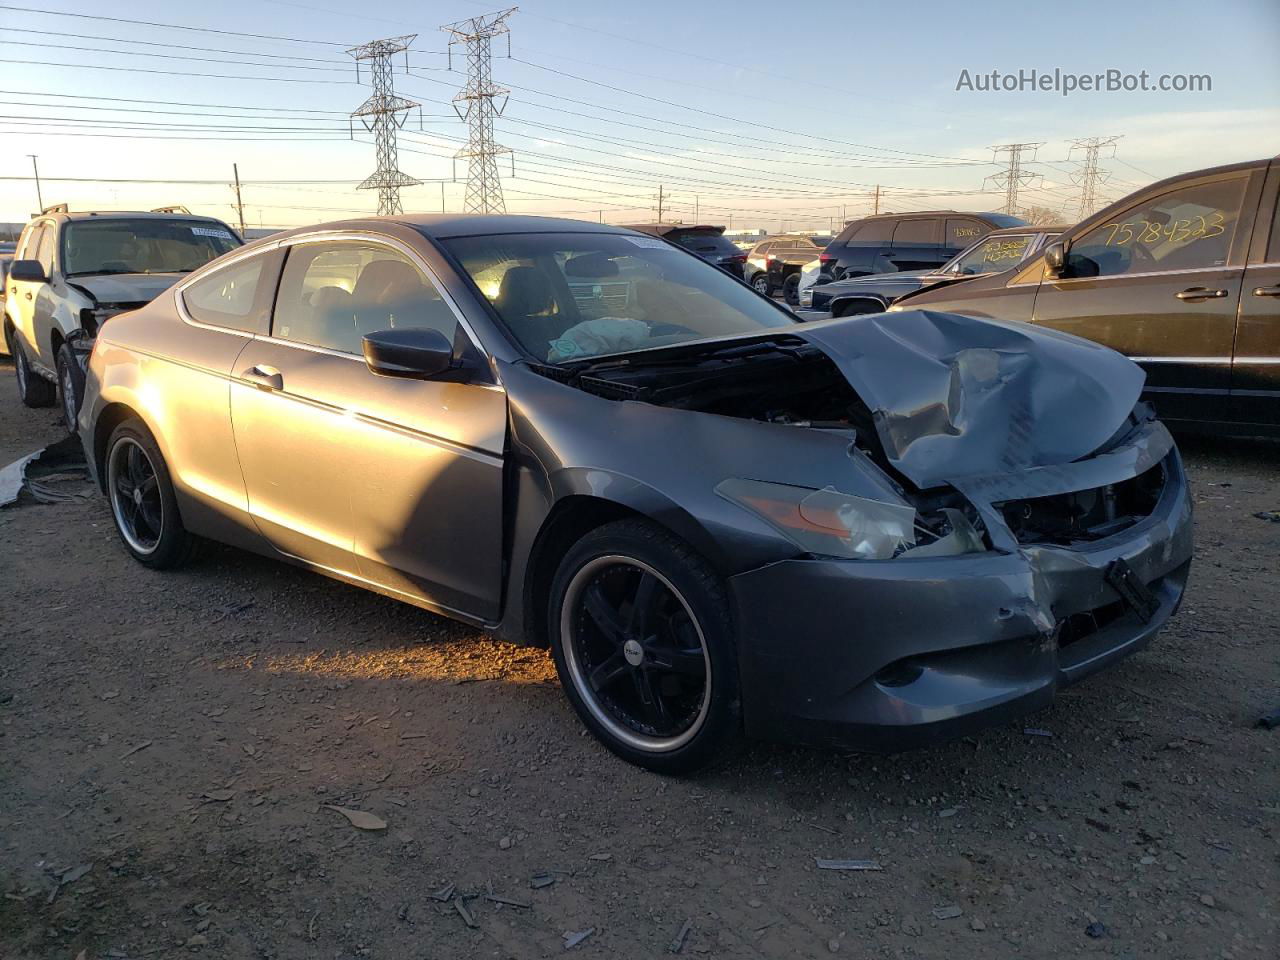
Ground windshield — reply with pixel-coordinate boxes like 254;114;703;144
945;233;1040;275
442;231;797;363
61;218;241;277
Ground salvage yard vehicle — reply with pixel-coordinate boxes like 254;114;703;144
620;223;748;279
79;215;1193;773
742;234;829;301
3;206;242;426
811;225;1063;316
894;158;1280;436
819;210;1027;282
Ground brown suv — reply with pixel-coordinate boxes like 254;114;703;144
893;158;1280;436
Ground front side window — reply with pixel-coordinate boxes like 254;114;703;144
273;242;458;356
442;231;796;363
33;225;55;274
1066;177;1248;278
61;218;241;278
947;234;1035;275
183;256;265;331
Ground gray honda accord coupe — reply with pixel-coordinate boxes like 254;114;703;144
76;215;1193;773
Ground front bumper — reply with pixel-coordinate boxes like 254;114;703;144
728;429;1194;753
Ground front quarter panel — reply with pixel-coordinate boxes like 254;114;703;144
84;295;261;549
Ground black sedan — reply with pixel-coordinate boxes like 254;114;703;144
77;215;1192;773
811;226;1063;316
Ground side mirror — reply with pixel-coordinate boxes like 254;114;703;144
1043;240;1069;279
362;327;457;380
9;259;47;283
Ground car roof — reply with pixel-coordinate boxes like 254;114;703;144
258;214;684;244
985;225;1067;236
33;211;235;226
618;222;726;237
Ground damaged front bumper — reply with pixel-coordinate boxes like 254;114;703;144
728;421;1193;753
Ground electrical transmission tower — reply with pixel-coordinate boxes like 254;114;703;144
1067;135;1122;219
442;8;516;215
985;143;1044;216
347;35;421;216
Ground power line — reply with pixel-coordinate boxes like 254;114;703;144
0;59;357;83
0;4;350;46
985;143;1043;215
1067;136;1123;219
347;36;422;215
442;7;516;215
0;89;353;114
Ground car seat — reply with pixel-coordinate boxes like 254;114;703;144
493;266;570;351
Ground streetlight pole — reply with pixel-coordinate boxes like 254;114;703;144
28;154;43;211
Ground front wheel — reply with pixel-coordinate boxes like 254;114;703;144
751;274;771;296
105;418;198;568
548;519;741;774
56;343;86;432
14;338;55;408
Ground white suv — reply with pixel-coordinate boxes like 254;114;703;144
4;207;241;427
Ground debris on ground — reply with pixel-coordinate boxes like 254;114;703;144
1023;727;1053;738
202;788;235;802
564;928;595;949
1255;707;1280;730
932;905;963;920
668;918;692;954
530;874;557;889
454;896;477;928
1251;510;1280;522
118;740;152;760
1085;921;1108;938
323;805;387;831
430;882;456;902
814;858;882;871
485;893;531;909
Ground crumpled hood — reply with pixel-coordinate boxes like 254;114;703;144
794;310;1145;489
68;273;182;305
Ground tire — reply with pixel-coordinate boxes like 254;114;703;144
751;273;771;296
56;343;86;432
13;338;55;408
105;418;198;569
548;519;741;774
783;273;801;306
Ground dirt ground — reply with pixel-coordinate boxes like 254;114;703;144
1;354;1277;960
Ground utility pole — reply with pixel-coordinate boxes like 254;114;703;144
655;184;666;222
985;143;1044;216
347;35;421;216
231;163;246;236
27;154;43;211
872;185;880;215
442;8;516;215
1067;135;1122;219
694;195;699;221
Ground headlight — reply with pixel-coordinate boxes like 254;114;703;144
716;478;985;560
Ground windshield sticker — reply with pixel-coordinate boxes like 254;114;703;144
192;226;235;240
624;236;674;250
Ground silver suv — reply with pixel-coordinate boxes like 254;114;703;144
4;206;241;426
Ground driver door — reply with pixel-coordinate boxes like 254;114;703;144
1030;170;1256;424
230;235;507;621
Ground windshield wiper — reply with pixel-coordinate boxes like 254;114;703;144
570;338;806;374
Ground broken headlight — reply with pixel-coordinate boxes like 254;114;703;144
716;479;986;561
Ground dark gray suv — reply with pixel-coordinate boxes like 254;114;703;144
819;210;1027;281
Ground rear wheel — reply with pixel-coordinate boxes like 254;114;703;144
106;418;198;568
783;273;801;306
751;273;771;296
548;519;740;774
14;339;55;408
56;343;86;432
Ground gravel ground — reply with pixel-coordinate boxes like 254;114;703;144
1;354;1277;960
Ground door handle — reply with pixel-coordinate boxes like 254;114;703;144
24;292;32;300
1175;287;1228;301
1252;285;1280;298
242;365;283;391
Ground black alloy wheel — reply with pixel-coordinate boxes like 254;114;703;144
105;418;198;568
549;519;740;773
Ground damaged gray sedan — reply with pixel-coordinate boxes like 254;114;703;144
77;216;1192;773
